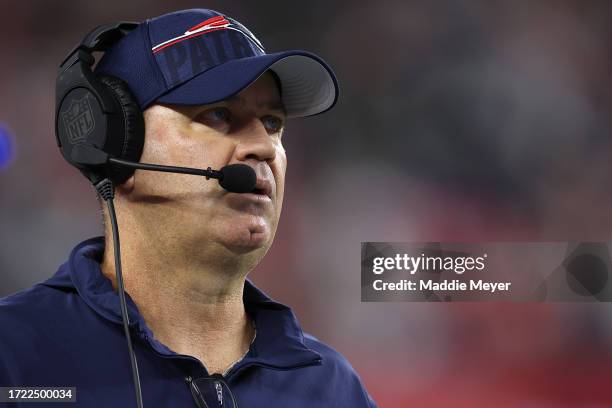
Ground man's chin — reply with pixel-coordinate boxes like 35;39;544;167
221;223;272;255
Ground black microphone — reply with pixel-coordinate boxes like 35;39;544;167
71;144;257;193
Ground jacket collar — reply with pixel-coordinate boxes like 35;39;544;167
41;236;322;370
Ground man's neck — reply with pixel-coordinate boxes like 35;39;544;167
100;235;256;375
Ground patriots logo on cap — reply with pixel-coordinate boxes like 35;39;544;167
151;15;264;54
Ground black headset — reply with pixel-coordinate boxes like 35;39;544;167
55;22;144;186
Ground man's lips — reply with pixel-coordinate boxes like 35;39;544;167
223;177;273;207
232;192;272;203
250;178;272;199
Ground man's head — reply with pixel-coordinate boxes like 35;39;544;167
83;8;337;272
108;71;286;270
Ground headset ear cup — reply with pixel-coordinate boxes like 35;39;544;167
99;75;144;184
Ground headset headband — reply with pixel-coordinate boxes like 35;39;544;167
60;22;138;69
55;22;144;185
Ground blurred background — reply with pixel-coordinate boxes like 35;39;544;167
2;0;612;406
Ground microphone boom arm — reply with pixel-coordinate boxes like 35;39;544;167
108;157;222;180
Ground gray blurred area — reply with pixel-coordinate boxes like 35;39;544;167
2;0;612;406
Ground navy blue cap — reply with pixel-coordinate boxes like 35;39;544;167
94;9;339;118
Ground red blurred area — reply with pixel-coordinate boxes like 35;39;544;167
3;0;612;406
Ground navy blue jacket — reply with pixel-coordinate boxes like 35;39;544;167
0;237;376;407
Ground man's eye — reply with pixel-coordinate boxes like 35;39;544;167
196;107;231;125
262;115;284;134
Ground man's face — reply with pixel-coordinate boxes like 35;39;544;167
123;72;287;262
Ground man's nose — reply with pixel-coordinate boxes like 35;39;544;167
234;119;276;163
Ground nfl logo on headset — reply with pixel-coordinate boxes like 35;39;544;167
61;95;95;144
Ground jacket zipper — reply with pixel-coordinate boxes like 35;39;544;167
214;380;223;406
185;375;225;407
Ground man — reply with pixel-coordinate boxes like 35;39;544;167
0;8;376;408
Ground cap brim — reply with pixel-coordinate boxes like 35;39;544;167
154;50;338;118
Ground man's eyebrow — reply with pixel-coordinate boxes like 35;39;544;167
226;95;286;115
